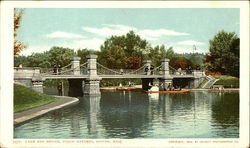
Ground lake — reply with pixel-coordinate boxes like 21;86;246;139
14;89;239;138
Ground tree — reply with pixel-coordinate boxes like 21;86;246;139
77;48;98;64
46;46;76;67
205;30;239;77
26;53;51;68
169;57;194;70
99;31;149;69
21;47;76;68
14;9;26;55
146;45;175;67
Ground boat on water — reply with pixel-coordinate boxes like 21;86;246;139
145;89;191;94
116;87;136;91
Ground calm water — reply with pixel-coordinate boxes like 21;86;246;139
14;90;239;138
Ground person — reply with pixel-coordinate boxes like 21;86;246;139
144;66;149;74
58;65;61;75
57;82;63;96
150;65;154;75
128;81;131;87
167;83;171;91
53;65;57;74
18;64;23;68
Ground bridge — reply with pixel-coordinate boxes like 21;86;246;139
14;55;205;95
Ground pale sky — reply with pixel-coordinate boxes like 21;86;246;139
16;8;240;55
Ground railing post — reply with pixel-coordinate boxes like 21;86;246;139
161;59;171;76
83;54;101;95
87;55;98;76
141;60;153;91
159;58;173;91
143;60;152;75
71;57;81;75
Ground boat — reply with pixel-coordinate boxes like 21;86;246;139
116;87;136;91
145;89;191;94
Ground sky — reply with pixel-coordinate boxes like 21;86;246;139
16;8;240;55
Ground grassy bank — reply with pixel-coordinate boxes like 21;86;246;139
14;84;57;113
213;75;239;88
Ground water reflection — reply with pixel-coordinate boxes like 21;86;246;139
210;92;239;137
14;90;239;138
99;91;150;138
83;95;101;135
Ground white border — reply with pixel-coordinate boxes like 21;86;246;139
0;1;249;148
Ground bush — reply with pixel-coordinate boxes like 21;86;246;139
214;75;239;88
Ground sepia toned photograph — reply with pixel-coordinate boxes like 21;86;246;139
0;1;249;148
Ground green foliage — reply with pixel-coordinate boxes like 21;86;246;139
147;45;175;66
99;31;149;69
77;48;98;64
214;75;239;88
205;30;239;77
15;46;76;68
43;79;69;87
26;52;51;68
14;84;57;112
46;46;76;67
14;55;29;67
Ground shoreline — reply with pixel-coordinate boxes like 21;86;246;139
14;96;79;127
101;85;239;91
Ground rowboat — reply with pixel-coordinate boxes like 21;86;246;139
116;87;136;91
145;89;191;94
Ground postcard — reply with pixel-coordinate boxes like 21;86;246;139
0;1;249;148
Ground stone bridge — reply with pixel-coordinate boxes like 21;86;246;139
14;54;205;95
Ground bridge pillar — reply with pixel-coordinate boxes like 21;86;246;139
31;74;44;93
143;60;152;75
159;59;173;91
192;70;206;88
83;55;101;95
141;60;153;91
71;57;81;75
14;68;44;93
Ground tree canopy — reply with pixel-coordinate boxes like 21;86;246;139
169;57;194;70
205;30;239;77
98;31;149;69
15;31;206;72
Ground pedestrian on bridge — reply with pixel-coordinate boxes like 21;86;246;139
150;65;154;75
53;65;57;74
120;69;123;75
58;65;61;75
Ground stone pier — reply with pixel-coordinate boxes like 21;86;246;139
83;55;101;95
141;60;154;91
159;59;173;91
71;56;81;75
14;67;44;93
68;57;84;97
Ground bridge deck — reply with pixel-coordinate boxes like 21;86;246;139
42;74;194;79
